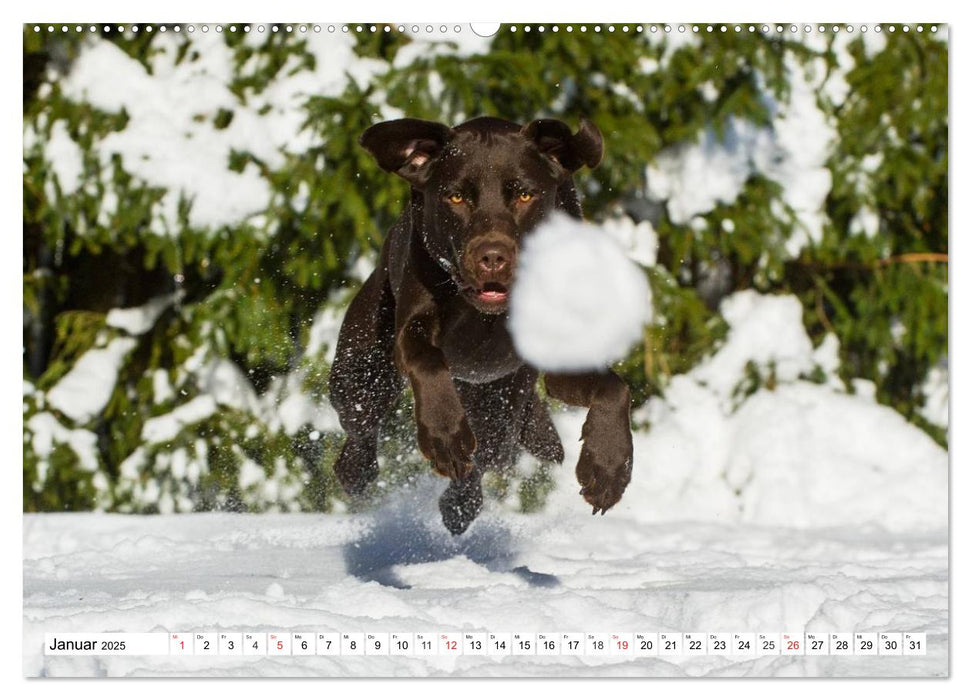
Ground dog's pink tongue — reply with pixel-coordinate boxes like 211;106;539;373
479;290;508;302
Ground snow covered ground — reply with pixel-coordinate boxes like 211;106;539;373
22;287;948;678
22;488;947;678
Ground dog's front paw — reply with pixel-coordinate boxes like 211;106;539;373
415;389;477;480
417;415;477;480
575;420;633;515
334;438;379;496
439;475;484;535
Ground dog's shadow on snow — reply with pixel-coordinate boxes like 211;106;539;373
342;479;560;590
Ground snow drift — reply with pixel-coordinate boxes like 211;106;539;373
549;289;947;532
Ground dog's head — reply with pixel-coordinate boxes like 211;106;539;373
360;116;603;314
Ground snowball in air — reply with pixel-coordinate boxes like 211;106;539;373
508;213;652;372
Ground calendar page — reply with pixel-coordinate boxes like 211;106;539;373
21;15;949;680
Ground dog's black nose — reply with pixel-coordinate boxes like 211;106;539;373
466;235;517;284
477;245;509;275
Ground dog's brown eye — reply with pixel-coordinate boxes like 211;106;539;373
448;193;464;204
518;191;533;203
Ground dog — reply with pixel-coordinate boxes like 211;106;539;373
328;116;633;535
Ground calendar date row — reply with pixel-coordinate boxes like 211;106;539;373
45;632;926;657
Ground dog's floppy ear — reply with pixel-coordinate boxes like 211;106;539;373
522;118;604;172
360;118;454;188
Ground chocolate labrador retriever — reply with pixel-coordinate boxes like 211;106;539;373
329;116;633;535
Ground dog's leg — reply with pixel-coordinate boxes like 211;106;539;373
454;367;534;469
395;279;477;482
519;390;565;464
436;368;551;534
544;372;633;514
438;469;484;536
329;267;401;495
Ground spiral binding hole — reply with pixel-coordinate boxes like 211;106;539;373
30;22;946;40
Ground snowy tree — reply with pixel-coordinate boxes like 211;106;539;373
23;24;947;513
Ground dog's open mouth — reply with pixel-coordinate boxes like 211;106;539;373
460;281;509;312
477;282;508;303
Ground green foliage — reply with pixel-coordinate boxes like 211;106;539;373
40;311;106;388
808;32;948;425
113;407;314;514
517;463;558;514
22;25;948;514
623;267;729;404
24;440;101;512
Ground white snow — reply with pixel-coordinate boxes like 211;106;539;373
920;362;949;428
21;286;947;679
860;30;888;58
152;369;175;405
197;358;260;416
618;290;947;531
508;214;652;372
22;502;947;677
306;294;351;365
725;384;945;529
391;28;493;69
26;412;100;476
45;337;137;424
57;33;385;233
54;30;483;235
646;56;836;258
44;120;84;194
852;379;879;402
142;396;218;445
351;252;378;283
61;39;267;232
106;293;180;335
823;36;856;107
692;291;813;403
119;447;147;482
849;208;880;238
658;27;701;68
761;56;837;256
275;377;341;436
812;333;846;391
238;454;268;491
647;118;766;225
602;216;659;267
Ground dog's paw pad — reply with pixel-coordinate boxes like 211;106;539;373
576;449;631;515
420;419;477;480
